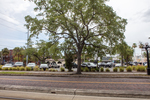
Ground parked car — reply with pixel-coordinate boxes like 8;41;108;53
26;63;36;69
49;63;60;68
98;62;106;67
115;63;122;67
40;64;48;71
72;62;78;68
2;63;13;68
81;62;97;68
13;62;24;67
105;62;115;68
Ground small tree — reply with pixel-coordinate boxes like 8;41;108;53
65;52;73;72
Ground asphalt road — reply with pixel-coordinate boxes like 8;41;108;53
0;76;150;91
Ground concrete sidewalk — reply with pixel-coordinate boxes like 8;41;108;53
0;84;150;99
0;90;149;100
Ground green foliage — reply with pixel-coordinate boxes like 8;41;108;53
0;72;26;74
100;67;104;72
19;67;25;71
95;67;99;72
12;67;17;70
2;67;8;70
119;67;124;72
49;68;56;72
0;65;2;70
81;67;84;72
113;67;118;72
84;67;89;72
136;66;146;72
25;67;32;71
132;66;136;70
13;47;24;61
25;0;127;74
91;68;96;72
60;67;65;72
65;52;73;72
16;67;20;70
126;66;132;72
105;68;110;72
8;67;13;70
33;66;39;71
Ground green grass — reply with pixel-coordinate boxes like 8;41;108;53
0;72;27;74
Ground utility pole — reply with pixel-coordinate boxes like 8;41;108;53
26;29;29;66
1;50;3;64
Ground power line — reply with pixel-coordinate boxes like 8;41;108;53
0;23;25;33
0;17;26;30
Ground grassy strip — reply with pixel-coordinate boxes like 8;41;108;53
0;72;27;74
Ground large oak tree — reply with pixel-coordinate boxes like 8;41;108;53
25;0;127;74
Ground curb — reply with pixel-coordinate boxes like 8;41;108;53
0;84;150;99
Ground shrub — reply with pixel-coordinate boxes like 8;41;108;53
2;67;8;70
12;67;17;70
105;68;110;72
60;67;65;72
0;67;2;70
91;68;96;72
19;67;25;71
119;67;124;72
126;66;132;72
100;67;104;72
95;67;99;72
81;67;84;72
136;66;146;72
16;67;20;71
8;67;13;70
33;66;39;71
25;67;31;71
84;67;89;72
132;66;136;70
113;67;118;72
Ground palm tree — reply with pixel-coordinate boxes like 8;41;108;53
139;42;144;65
2;48;9;62
13;47;23;61
132;43;137;62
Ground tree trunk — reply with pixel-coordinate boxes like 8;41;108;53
76;49;82;74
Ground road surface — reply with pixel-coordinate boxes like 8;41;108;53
0;76;150;91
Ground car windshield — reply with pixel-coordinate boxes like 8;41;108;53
27;63;35;66
5;64;12;66
15;62;23;64
41;64;47;66
89;63;96;66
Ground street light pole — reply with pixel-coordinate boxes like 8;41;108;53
26;29;29;66
145;45;150;75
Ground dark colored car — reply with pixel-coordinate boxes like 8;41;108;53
105;62;115;68
98;62;106;67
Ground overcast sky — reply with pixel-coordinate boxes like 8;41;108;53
0;0;150;56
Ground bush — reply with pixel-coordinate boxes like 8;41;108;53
60;67;65;72
84;67;89;72
19;67;25;71
95;67;99;72
113;67;118;72
126;66;132;72
33;66;39;71
16;67;20;71
25;67;32;71
12;67;17;70
8;67;13;70
132;66;136;70
105;68;110;72
0;67;2;70
91;68;96;72
119;67;124;72
136;66;146;72
2;67;8;70
81;67;84;72
100;67;104;72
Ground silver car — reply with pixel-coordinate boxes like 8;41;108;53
40;64;48;71
27;63;36;69
2;64;13;68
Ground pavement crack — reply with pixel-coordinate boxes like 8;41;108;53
72;89;76;100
